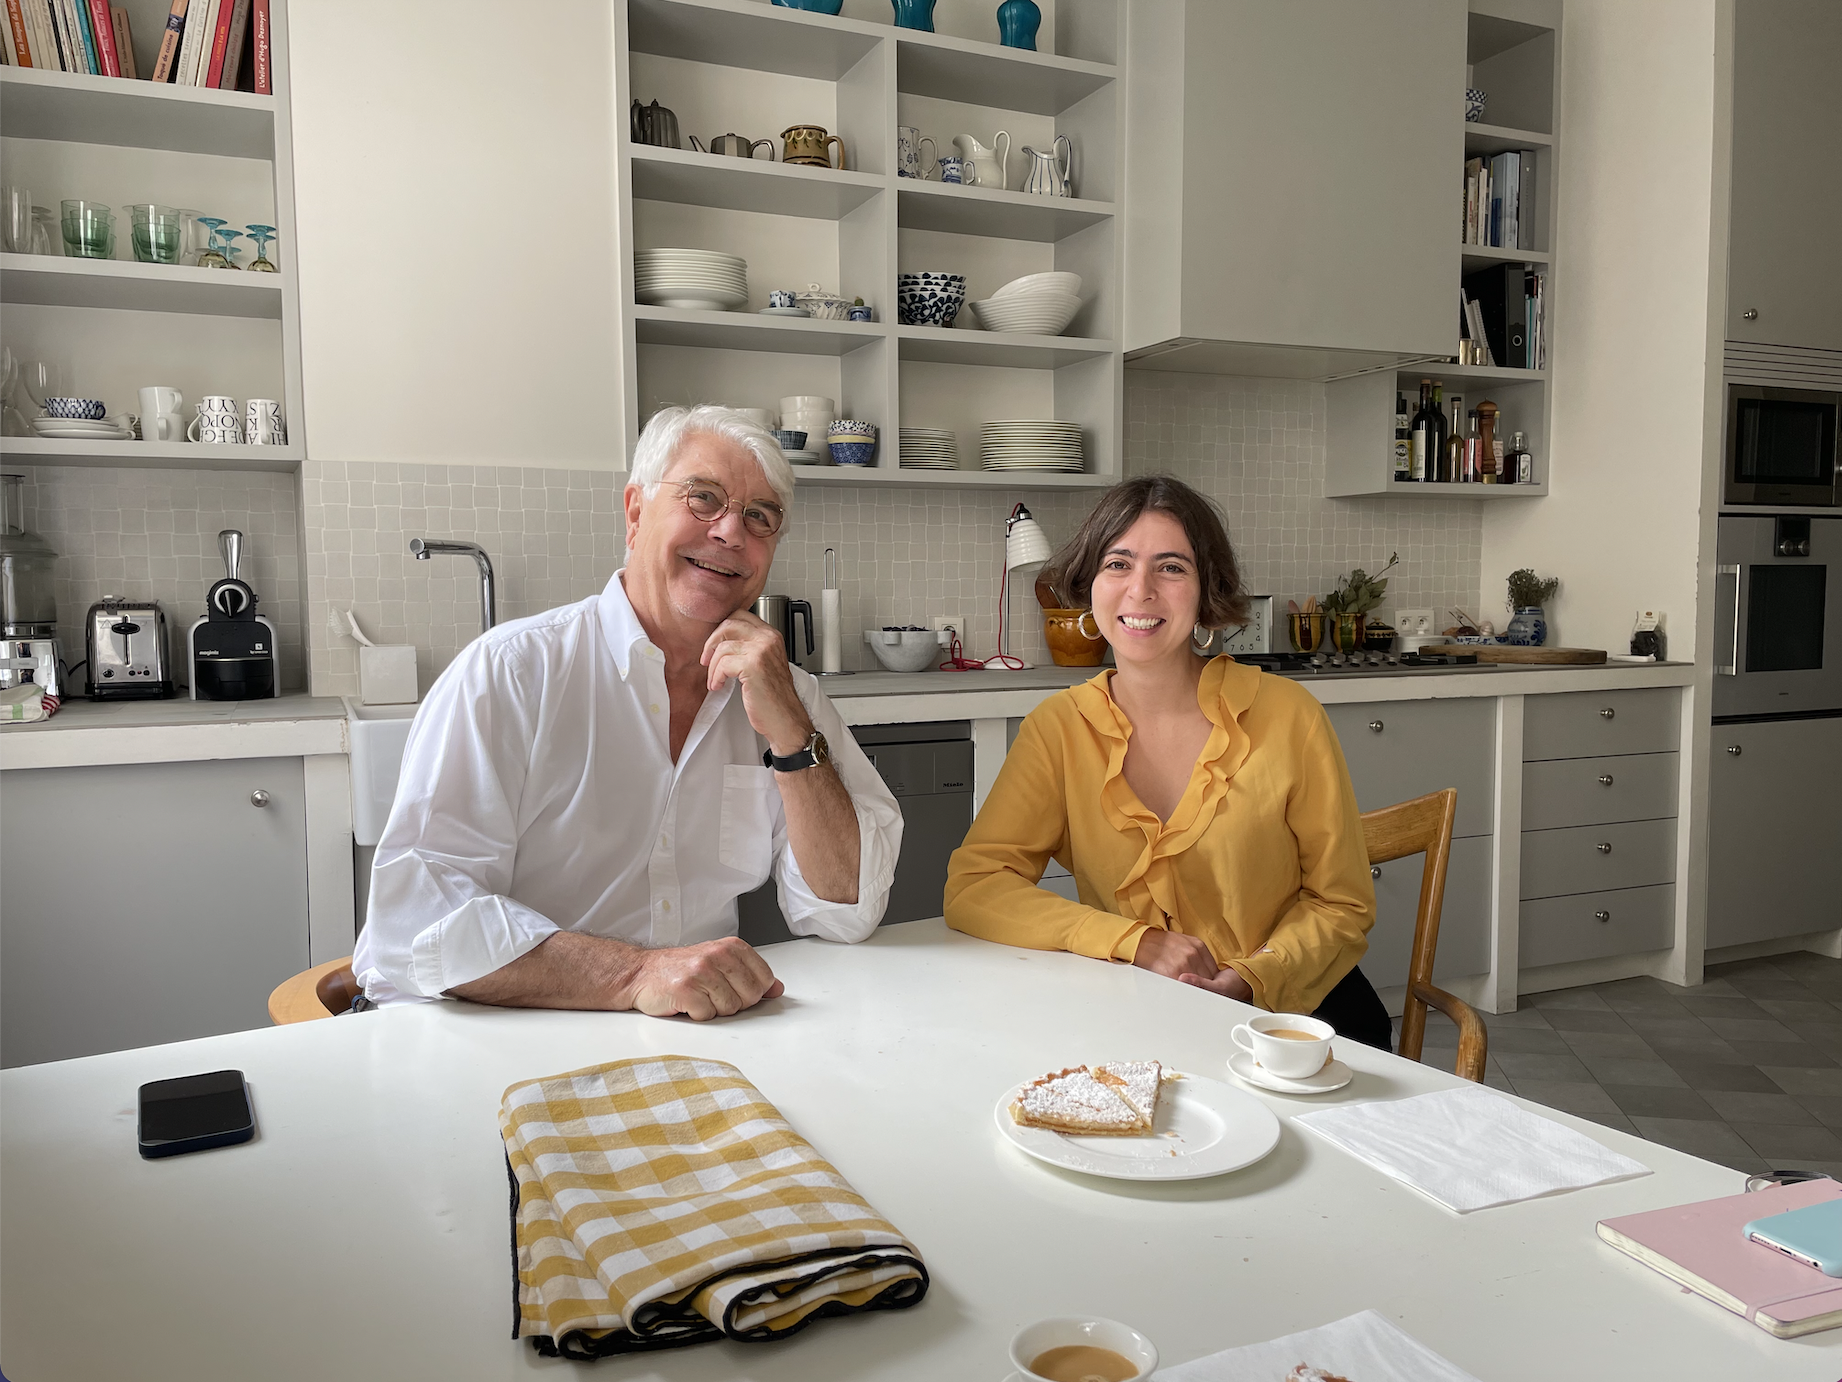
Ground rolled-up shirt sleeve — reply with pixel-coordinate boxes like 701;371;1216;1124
353;640;560;1002
774;674;903;943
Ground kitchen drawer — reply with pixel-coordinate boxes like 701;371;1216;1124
1520;885;1676;968
1523;688;1681;762
1324;698;1495;839
1360;833;1491;991
1520;818;1677;899
1521;752;1679;831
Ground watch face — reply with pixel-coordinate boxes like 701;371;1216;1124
810;731;830;765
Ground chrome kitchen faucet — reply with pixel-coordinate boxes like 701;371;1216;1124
409;538;496;635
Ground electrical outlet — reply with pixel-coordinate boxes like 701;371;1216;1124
1395;609;1435;637
931;614;965;636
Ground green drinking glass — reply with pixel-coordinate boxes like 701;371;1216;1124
127;204;182;265
60;199;114;259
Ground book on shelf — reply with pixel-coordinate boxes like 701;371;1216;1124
86;0;119;77
0;1;19;66
251;0;267;93
150;0;186;80
202;0;232;88
173;0;208;84
217;0;247;88
110;4;134;76
1462;147;1540;251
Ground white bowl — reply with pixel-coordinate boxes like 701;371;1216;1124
863;628;943;673
993;271;1083;300
969;294;1081;335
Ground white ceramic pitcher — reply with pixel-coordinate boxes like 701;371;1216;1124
952;131;1010;189
1019;134;1073;198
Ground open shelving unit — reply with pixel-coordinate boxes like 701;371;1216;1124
0;0;303;473
1326;0;1558;499
614;0;1124;489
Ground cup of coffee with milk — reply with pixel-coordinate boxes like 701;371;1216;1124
1010;1317;1157;1382
1230;1012;1335;1079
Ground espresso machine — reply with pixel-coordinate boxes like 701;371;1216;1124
190;529;280;699
0;473;61;699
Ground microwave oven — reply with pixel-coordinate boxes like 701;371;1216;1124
1724;384;1840;507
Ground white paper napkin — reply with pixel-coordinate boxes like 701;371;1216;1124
1294;1084;1649;1213
1154;1310;1479;1382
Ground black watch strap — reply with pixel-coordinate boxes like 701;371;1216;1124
763;730;828;773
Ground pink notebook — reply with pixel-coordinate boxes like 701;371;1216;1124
1598;1178;1842;1338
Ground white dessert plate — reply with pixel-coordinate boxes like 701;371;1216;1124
757;306;812;317
32;422;134;440
1226;1051;1353;1095
994;1071;1280;1181
784;450;824;463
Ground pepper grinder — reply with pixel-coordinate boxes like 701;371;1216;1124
1474;400;1500;486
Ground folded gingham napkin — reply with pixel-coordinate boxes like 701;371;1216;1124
499;1055;929;1361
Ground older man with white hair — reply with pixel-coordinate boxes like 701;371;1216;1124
353;406;902;1017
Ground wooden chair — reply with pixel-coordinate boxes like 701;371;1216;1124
1361;788;1489;1082
268;956;359;1024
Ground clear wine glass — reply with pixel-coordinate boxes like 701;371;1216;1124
195;217;229;269
244;224;278;272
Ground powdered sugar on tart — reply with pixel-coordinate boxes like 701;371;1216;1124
1011;1062;1167;1137
1094;1060;1164;1128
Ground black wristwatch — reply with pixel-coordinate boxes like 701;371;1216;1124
763;729;831;773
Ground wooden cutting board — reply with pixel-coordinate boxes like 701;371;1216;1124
1423;643;1607;665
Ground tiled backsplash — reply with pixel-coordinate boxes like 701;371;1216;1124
17;466;305;692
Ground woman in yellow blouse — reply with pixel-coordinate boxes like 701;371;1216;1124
944;475;1391;1047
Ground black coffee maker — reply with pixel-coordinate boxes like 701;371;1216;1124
752;595;814;667
189;530;280;700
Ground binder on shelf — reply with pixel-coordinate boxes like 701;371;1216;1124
1463;263;1528;370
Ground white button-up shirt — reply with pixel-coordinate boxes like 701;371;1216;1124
353;570;902;1003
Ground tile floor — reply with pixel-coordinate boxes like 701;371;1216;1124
1398;950;1842;1178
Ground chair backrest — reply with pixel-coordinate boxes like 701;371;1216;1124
1360;789;1487;1081
268;956;358;1025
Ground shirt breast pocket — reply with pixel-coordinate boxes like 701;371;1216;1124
718;763;778;885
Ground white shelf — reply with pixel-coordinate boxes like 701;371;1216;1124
791;464;1115;491
1463;121;1553;155
1461;244;1549;269
627;0;883;79
0;66;276;160
632;304;884;355
896;181;1113;242
629;145;884;220
0;437;303;472
0;254;286;320
1398;362;1547;387
1367;479;1548;498
895;325;1113;367
894;31;1115;114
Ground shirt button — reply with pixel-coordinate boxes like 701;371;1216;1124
650;703;660;714
662;899;672;913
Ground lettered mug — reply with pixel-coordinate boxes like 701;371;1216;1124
1230;1012;1334;1079
138;385;184;442
245;398;285;445
187;394;242;444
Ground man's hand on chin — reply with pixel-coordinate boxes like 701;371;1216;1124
621;935;785;1020
701;611;813;755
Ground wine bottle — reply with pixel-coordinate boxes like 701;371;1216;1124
1428;382;1450;484
1471;410;1490;482
1408;379;1432;482
1392;393;1411;481
1508;430;1532;485
1444;390;1465;483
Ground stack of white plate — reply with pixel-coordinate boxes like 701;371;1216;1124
32;415;134;441
634;249;749;311
967;271;1083;335
898;427;958;470
980;419;1084;472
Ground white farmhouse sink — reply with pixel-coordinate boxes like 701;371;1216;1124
343;697;418;847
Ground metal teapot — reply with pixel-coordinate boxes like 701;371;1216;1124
1019;134;1073;198
691;133;777;160
630;98;680;149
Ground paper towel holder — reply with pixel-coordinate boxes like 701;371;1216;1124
816;546;854;676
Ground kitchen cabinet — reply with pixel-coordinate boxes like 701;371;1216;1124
1726;0;1842;352
0;757;310;1067
1365;834;1492;990
1521;885;1675;968
1706;716;1842;949
1523;688;1681;761
1124;0;1463;376
1325;698;1496;839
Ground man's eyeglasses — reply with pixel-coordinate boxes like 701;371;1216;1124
673;478;785;538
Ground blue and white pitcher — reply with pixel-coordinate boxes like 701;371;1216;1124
1019;134;1073;198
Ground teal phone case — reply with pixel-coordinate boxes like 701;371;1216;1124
1744;1196;1842;1277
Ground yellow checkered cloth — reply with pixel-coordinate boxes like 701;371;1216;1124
500;1055;929;1360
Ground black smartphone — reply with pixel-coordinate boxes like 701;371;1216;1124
137;1070;256;1160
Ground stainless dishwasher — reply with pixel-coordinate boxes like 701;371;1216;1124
737;720;973;944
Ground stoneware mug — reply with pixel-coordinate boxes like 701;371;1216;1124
938;156;970;185
781;124;847;170
187;394;241;444
138;385;184;443
246;398;285;445
1231;1012;1334;1079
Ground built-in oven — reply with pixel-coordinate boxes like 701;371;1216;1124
1714;515;1842;720
1723;384;1840;507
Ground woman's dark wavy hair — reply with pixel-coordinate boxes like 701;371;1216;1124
1047;474;1249;630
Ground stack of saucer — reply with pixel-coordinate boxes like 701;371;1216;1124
634;249;749;311
33;414;134;441
980;419;1084;472
898;427;958;470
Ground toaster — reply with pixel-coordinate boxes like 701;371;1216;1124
85;597;174;700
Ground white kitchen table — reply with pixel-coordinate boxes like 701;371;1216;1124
3;920;1835;1381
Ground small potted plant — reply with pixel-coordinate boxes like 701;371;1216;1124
1504;568;1559;646
1322;553;1399;654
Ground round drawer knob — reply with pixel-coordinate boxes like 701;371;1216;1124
1598;774;1614;786
1727;745;1742;756
1595;910;1611;922
1743;308;1759;320
1368;720;1384;733
1600;707;1616;720
1596;841;1613;854
1371;865;1382;879
250;790;271;809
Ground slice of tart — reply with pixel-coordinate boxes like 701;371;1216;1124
1093;1059;1164;1130
1010;1066;1144;1136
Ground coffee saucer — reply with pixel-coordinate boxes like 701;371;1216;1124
1227;1050;1352;1095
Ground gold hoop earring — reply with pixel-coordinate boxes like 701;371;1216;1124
1077;609;1101;641
1193;624;1215;653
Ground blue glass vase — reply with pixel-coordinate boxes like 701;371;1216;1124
1504;606;1548;647
891;0;936;31
773;0;844;12
997;0;1042;49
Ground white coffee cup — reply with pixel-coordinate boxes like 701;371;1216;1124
139;385;184;442
246;398;285;445
1231;1012;1334;1079
1009;1317;1157;1382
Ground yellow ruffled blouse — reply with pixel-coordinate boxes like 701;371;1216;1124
944;657;1376;1015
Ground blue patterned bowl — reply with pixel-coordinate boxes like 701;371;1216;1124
896;272;966;327
45;396;107;420
771;429;807;450
829;439;877;466
1465;87;1487;122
